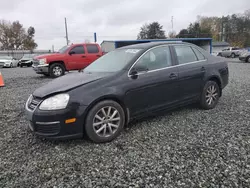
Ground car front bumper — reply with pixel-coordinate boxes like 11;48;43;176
20;61;33;66
25;97;88;140
239;57;247;61
3;64;12;67
32;64;49;74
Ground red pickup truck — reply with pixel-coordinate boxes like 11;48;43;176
32;43;103;77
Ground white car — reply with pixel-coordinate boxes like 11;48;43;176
217;47;242;58
0;56;18;68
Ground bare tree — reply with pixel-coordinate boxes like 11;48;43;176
0;20;37;50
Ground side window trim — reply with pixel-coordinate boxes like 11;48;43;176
128;45;174;76
191;47;199;61
191;47;206;61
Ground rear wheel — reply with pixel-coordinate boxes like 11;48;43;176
85;100;125;143
200;81;220;110
246;56;250;63
49;63;65;78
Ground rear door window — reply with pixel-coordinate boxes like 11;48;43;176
192;47;205;60
174;45;198;64
86;44;99;54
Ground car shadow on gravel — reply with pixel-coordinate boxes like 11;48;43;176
125;103;200;130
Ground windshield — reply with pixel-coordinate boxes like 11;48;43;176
0;56;12;60
58;45;70;53
84;48;142;73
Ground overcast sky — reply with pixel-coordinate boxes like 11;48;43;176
0;0;248;50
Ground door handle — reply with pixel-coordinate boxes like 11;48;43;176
96;55;101;57
169;73;177;79
82;56;86;58
201;66;206;72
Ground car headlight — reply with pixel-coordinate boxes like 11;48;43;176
4;61;11;65
39;58;47;64
26;94;33;106
39;93;70;110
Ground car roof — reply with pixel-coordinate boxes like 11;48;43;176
71;43;98;46
119;41;191;50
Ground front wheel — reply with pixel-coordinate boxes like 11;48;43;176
231;53;236;58
49;63;65;78
200;81;220;110
246;56;250;63
85;100;125;143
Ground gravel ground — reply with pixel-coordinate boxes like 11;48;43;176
0;62;250;188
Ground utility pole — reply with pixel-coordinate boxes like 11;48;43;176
171;16;174;32
52;45;54;52
65;17;69;45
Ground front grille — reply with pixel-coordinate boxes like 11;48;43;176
21;60;29;62
33;59;39;66
0;62;5;66
36;123;60;135
28;96;42;110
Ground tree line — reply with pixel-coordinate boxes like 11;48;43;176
0;20;37;51
137;9;250;47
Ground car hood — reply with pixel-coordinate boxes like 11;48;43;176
240;52;250;57
35;53;64;60
33;72;111;98
0;59;10;62
20;58;32;61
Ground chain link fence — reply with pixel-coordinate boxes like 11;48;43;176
0;50;52;60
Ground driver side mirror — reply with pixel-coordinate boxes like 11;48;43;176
69;51;75;55
129;64;148;79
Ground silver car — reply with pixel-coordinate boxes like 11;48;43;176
217;47;242;58
0;56;18;68
239;50;250;63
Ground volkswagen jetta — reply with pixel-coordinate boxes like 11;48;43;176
25;42;229;143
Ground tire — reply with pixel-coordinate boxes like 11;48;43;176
20;64;23;68
231;53;235;58
85;100;125;143
49;63;65;78
10;63;13;68
200;81;221;110
246;56;250;63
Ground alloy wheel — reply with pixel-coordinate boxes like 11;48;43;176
53;66;62;76
93;106;121;137
205;85;218;105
